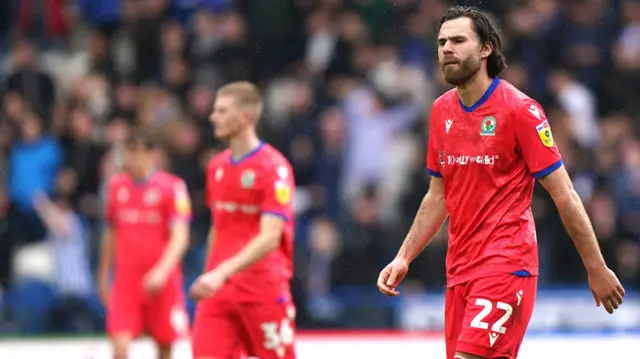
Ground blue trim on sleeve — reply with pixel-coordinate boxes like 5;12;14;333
263;211;290;222
426;169;442;178
533;159;563;178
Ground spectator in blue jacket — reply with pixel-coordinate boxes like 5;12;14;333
7;111;62;243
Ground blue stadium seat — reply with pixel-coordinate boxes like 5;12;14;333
84;290;106;331
6;279;55;334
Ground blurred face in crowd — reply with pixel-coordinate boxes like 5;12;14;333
20;113;43;143
209;94;251;141
70;109;94;141
438;17;489;86
106;118;131;146
124;142;157;180
13;42;36;69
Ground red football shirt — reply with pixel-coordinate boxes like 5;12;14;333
204;142;295;303
426;78;562;287
105;171;192;282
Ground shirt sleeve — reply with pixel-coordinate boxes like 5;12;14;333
426;106;442;177
169;179;192;224
260;162;294;222
514;101;563;178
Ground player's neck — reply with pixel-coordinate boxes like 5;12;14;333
130;167;156;183
229;133;262;160
457;73;494;108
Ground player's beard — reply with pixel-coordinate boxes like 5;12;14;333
441;56;481;86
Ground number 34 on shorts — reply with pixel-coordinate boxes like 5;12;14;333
261;318;295;358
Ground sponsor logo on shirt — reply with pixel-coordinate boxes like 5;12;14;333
277;165;289;179
117;188;129;203
213;201;260;214
215;168;224;181
118;209;162;224
528;103;541;120
275;180;291;205
480;116;497;136
174;185;191;217
447;155;499;166
536;120;554;148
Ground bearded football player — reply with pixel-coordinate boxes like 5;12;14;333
377;6;625;359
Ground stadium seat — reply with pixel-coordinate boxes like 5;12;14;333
84;291;106;331
6;278;55;334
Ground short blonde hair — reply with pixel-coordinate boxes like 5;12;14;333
217;81;263;120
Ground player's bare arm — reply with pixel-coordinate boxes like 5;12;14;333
378;176;448;296
202;227;215;273
220;214;284;275
191;214;285;299
144;219;190;293
538;166;625;313
98;226;114;306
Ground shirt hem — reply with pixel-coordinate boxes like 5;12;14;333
447;264;538;288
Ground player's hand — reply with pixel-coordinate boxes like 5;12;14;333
189;269;228;300
97;274;110;307
143;268;167;294
588;266;625;314
377;258;409;296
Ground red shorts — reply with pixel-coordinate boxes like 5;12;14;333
106;280;189;345
192;299;296;359
445;273;537;359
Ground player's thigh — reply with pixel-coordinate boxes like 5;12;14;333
238;301;297;359
144;287;190;346
192;301;245;359
458;273;537;359
445;285;467;359
107;286;144;339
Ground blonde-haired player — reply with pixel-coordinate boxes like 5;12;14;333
190;82;297;359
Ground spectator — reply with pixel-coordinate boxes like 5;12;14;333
0;0;639;333
4;40;56;125
60;107;104;217
7;112;62;243
34;192;94;333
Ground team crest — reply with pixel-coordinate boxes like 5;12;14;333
117;188;129;203
275;180;291;205
144;188;160;205
480;116;497;136
536;120;554;147
241;170;255;188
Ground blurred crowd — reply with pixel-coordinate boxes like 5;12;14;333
0;0;639;333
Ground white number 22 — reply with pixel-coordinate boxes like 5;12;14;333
469;298;513;334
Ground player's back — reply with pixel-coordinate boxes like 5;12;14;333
106;171;189;276
427;78;562;286
206;143;295;302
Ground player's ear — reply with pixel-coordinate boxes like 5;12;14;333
480;40;494;60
